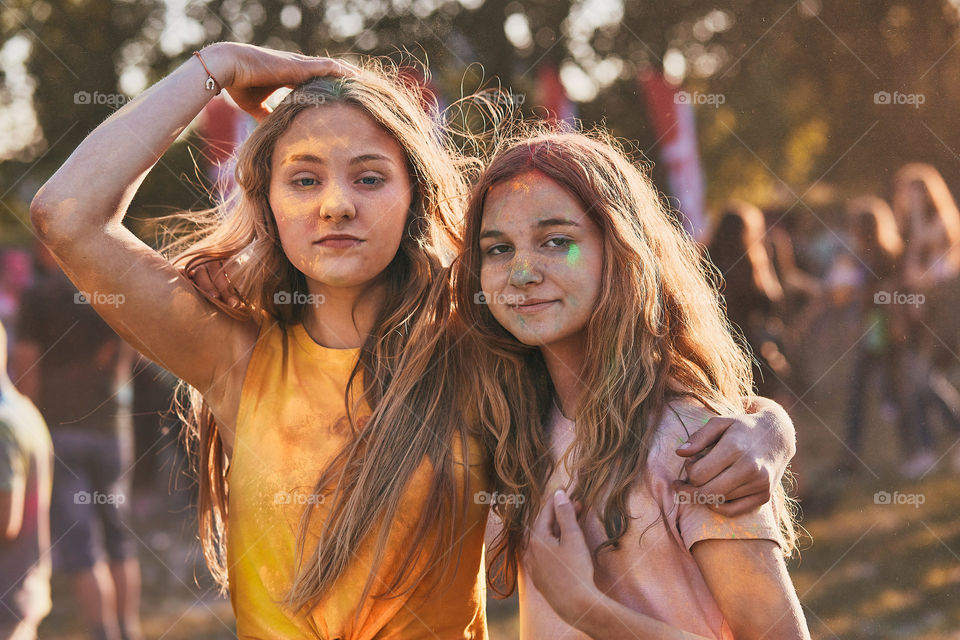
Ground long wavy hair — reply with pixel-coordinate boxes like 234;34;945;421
846;196;904;267
164;61;479;612
709;200;785;306
451;128;798;595
891;162;960;282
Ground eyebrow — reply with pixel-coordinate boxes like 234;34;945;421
479;217;580;240
284;153;395;167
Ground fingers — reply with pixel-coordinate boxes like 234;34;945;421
682;437;739;487
689;458;762;499
673;464;772;512
676;416;734;457
277;53;358;86
187;263;221;301
282;51;358;77
311;56;359;78
553;490;586;547
554;491;588;551
532;491;558;542
709;493;766;517
212;261;240;307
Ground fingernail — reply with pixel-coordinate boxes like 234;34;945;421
554;489;569;505
678;441;693;450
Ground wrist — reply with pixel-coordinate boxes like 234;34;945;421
559;586;605;630
197;42;236;89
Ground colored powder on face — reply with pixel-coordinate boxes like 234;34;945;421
566;243;581;267
513;257;533;280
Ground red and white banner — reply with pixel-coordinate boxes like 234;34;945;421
637;68;707;240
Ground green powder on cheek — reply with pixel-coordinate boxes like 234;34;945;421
566;243;581;267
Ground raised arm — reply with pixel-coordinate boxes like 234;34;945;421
29;43;347;404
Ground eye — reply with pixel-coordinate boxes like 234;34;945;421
484;244;512;256
293;177;317;187
545;236;573;249
357;175;384;186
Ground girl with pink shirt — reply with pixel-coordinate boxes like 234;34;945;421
453;129;810;639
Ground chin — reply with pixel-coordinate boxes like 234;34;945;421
313;273;372;289
502;324;558;348
305;262;381;288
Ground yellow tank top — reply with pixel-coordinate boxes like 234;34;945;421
226;321;490;639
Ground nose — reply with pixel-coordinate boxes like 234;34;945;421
507;252;543;288
319;180;356;222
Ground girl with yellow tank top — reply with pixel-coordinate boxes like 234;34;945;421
170;51;798;639
33;42;489;639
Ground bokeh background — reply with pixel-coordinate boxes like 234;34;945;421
4;0;960;638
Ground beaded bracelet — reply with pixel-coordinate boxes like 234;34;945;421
193;50;223;95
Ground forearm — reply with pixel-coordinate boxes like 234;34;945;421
32;45;232;242
566;592;711;640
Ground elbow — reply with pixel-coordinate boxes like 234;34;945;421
29;188;58;242
29;186;77;249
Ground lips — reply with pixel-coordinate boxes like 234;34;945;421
314;234;363;248
511;299;559;314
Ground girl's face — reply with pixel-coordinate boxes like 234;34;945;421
268;103;413;291
478;171;604;348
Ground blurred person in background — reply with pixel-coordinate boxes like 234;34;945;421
0;318;52;640
0;249;34;352
763;209;824;391
11;242;142;640
130;356;186;519
709;201;793;405
836;197;916;475
891;163;960;477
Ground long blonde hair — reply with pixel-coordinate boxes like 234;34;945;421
846;196;904;261
452;127;798;595
165;61;479;611
891;162;960;280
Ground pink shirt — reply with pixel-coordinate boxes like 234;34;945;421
510;398;785;639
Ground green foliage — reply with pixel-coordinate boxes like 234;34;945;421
3;0;960;231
